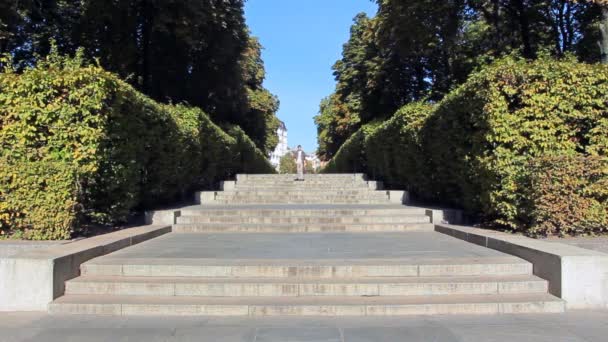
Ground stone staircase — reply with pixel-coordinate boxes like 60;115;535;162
214;174;389;204
49;174;564;316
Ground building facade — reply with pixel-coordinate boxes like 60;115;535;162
269;121;288;169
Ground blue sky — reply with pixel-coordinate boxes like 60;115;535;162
244;0;378;153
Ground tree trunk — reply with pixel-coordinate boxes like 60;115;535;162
600;5;608;64
513;0;534;58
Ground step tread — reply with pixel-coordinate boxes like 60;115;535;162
84;256;529;266
67;274;547;285
51;293;563;306
174;222;431;227
178;214;428;218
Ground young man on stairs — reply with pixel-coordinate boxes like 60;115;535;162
294;145;306;181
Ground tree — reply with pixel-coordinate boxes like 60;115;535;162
278;154;297;174
239;36;281;154
317;1;605;159
305;160;316;174
580;0;608;63
0;0;278;152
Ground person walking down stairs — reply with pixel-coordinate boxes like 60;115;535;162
294;145;306;181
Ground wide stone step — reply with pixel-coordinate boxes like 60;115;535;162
223;190;381;195
81;257;532;278
234;185;371;190
238;174;364;179
65;275;549;297
172;222;434;233
49;293;565;316
180;207;426;217
214;199;391;205
216;193;389;199
176;215;430;224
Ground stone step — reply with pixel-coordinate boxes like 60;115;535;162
216;193;389;199
234;182;368;187
81;257;533;278
233;184;371;189
180;207;426;217
224;190;382;195
172;222;434;233
176;215;430;224
238;174;364;179
49;293;565;316
65;275;549;297
214;198;391;205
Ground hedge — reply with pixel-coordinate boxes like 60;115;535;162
0;50;274;240
323;56;608;236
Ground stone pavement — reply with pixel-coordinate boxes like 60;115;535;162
545;237;608;254
90;231;509;260
2;310;608;341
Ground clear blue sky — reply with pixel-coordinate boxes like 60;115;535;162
244;0;378;153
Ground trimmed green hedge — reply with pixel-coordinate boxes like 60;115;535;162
323;56;608;236
0;50;274;240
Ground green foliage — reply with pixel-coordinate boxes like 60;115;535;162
0;50;273;240
322;55;608;236
323;122;381;174
317;1;602;158
239;36;281;155
278;154;297;174
0;1;279;154
305;160;316;174
315;94;361;160
521;155;608;236
365;102;434;194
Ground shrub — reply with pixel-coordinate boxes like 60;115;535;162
0;49;273;240
424;55;608;230
323;123;380;173
521;155;608;237
322;55;608;235
365;102;434;196
278;154;297;174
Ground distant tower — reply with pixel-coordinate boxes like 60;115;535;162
269;121;288;169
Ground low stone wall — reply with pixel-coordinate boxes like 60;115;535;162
435;224;608;309
0;241;70;258
0;225;171;312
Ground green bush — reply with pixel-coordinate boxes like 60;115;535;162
322;55;608;235
0;50;273;240
278;154;297;174
323;123;380;174
520;155;608;237
365;102;434;196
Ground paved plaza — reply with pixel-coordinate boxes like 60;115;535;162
2;310;608;341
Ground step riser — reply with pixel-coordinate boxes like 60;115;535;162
172;224;434;233
214;200;391;204
176;217;429;224
223;191;382;195
65;281;548;297
232;186;370;190
238;182;365;184
180;210;427;217
215;195;389;200
49;301;565;316
236;180;367;184
82;264;533;278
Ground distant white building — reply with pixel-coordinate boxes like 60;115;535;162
269;121;288;169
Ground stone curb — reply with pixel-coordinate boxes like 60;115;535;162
0;225;171;312
435;224;608;309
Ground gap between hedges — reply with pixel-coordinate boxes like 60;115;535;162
323;55;608;236
0;50;275;240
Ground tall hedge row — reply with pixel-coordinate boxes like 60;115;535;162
0;51;274;240
324;56;608;236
